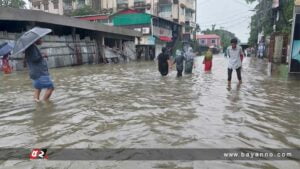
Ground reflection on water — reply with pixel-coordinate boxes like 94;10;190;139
0;55;299;168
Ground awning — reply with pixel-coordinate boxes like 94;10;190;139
159;36;172;42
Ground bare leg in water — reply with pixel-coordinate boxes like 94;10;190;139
43;88;54;101
34;89;41;102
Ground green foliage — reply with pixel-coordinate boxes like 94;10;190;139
202;29;237;49
71;5;97;16
246;0;294;45
0;0;25;8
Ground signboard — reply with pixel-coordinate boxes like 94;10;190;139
152;26;172;39
140;36;155;45
291;40;300;62
142;27;150;34
134;27;150;34
289;7;300;73
134;28;142;32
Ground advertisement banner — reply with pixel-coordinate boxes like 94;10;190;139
152;26;172;39
140;36;155;45
290;12;300;72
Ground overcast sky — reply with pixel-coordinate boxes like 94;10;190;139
197;0;257;43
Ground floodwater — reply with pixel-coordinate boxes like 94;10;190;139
0;55;299;169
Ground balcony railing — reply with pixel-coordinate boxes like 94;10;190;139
185;0;195;9
158;0;172;5
158;11;172;19
117;0;128;9
185;15;193;22
117;0;128;4
117;4;128;9
134;0;146;8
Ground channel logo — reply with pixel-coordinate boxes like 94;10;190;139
29;149;48;160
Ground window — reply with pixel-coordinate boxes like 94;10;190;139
201;40;205;44
180;7;184;15
159;5;172;18
53;0;59;9
78;0;85;8
211;39;216;44
160;5;171;12
117;0;128;9
54;3;59;9
117;0;128;4
35;4;41;9
44;3;49;10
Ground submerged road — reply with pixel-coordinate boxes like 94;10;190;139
0;55;299;168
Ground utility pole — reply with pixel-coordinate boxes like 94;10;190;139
195;0;197;24
212;24;216;32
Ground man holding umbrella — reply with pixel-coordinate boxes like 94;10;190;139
12;27;54;102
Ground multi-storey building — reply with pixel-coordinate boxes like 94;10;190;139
99;0;196;28
30;0;101;15
29;0;197;59
30;0;196;32
99;0;197;41
197;34;221;48
30;0;64;15
156;0;196;41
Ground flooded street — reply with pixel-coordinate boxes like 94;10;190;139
0;55;299;168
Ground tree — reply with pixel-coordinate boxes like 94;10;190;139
246;0;294;45
0;0;25;8
71;5;97;16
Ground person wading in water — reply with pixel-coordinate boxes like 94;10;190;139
226;38;244;86
172;49;185;77
158;47;171;76
184;47;195;74
203;48;213;71
25;38;54;102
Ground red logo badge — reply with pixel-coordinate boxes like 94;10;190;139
29;149;48;160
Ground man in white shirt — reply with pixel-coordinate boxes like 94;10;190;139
226;38;244;85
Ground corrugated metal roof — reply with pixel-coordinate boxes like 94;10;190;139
0;7;141;37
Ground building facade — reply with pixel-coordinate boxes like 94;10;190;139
30;0;196;36
30;0;64;15
100;0;196;34
197;34;221;48
110;9;181;60
30;0;101;15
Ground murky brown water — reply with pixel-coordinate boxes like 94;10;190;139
0;55;299;168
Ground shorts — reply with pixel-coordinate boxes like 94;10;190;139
32;75;54;90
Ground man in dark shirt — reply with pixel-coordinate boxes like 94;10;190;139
25;38;54;102
158;47;171;76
